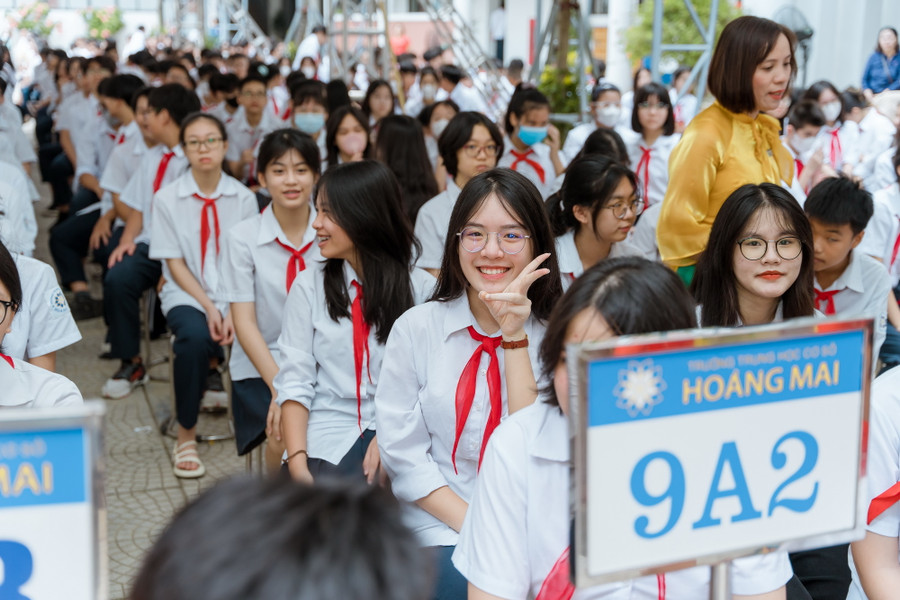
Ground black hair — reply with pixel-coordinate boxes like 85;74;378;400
546;155;639;236
291;79;327;109
325;79;352;113
362;79;396;120
130;85;152;112
438;112;503;179
285;70;307;93
416;99;459;130
197;63;219;81
180;52;197;67
148;84;203;126
503;84;551;136
86;54;117;74
419;66;440;85
239;73;268;91
440;64;463;86
691;183;815;326
0;241;22;316
166;62;196;90
130;477;432;600
631;82;675;136
424;46;443;62
787;99;826;129
0;78;7;96
209;72;239;94
804;175;873;235
591;82;621;102
572;127;630;165
430;168;562;321
399;61;417;75
801;80;843;120
325;105;370;166
539;257;696;406
374;115;438;223
98;73;144;104
315;161;421;344
257;128;321;178
840;88;868;116
312;25;327;34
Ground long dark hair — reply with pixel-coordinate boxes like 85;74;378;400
691;183;814;327
325;105;370;167
373;115;438;223
430;168;562;321
539;257;696;406
315;160;421;343
631;82;675;136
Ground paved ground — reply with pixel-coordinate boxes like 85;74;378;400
27;125;248;599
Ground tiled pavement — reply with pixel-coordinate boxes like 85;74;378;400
28;133;247;599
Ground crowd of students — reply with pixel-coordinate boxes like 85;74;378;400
4;13;900;600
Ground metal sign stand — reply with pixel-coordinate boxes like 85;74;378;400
709;562;730;599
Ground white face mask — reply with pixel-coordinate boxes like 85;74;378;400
791;134;816;156
301;66;316;79
279;65;291;78
422;83;437;101
431;118;449;138
595;105;621;128
821;100;841;123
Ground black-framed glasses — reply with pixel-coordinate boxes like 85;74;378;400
737;236;802;261
461;143;500;158
0;299;17;323
457;226;530;254
602;198;644;219
185;137;224;151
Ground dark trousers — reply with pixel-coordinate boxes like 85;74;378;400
231;377;270;455
47;151;74;208
429;545;467;600
307;429;376;481
495;39;504;63
789;545;851;600
48;189;100;286
103;243;161;360
167;305;223;430
35;107;54;146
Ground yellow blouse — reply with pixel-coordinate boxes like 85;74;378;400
656;101;794;267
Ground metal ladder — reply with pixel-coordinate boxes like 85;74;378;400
216;0;270;51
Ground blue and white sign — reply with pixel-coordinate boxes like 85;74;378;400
572;318;871;586
0;402;105;600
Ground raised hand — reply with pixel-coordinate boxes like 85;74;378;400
477;252;551;339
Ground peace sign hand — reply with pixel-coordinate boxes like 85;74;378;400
478;253;551;340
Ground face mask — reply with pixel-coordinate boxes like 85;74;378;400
102;109;122;129
340;132;368;157
293;112;325;135
421;83;437;101
595;105;621;127
517;125;548;146
791;134;816;156
225;96;239;108
431;118;449;138
821;100;841;123
279;65;291;78
301;66;316;79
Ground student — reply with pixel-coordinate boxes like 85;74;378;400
414;112;503;276
226;74;281;186
782;99;828;202
417;98;459;180
439;64;489;115
804;176;889;360
692;182;815;327
220;129;321;470
670;65;699;132
623;82;679;208
547;155;642;287
103;84;202;399
362;79;397;128
376;169;562;600
0;242;83;409
289;79;328;160
324;105;370;167
373;114;438;223
498;85;563;199
802;81;846;172
619;66;652;128
839;88;897;188
205;72;240;123
150;112;258;478
405;65;444;118
276;160;435;484
453;257;792;600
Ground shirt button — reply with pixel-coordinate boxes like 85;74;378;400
480;369;487;375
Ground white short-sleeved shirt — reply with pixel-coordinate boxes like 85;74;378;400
623;131;680;207
414;180;461;270
555;230;641;289
99;125;147;197
121;144;189;245
498;142;556;199
0;164;37;256
54;92;94;134
847;366;900;599
375;295;546;547
851;109;896;187
274;262;435;465
0;355;83;409
858;183;900;286
453;401;793;599
815;122;851;172
73;111;117;185
5;254;82;360
218;204;320;381
149;171;258;316
449;83;489;115
206;103;240;126
814;250;890;361
670;89;699;130
870;147;897;194
224;109;281;182
0;118;37;166
628;201;662;261
561;122;597;166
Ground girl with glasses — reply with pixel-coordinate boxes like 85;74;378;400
376;169;562;600
692;182;815;328
275;160;435;486
624;82;680;209
547;155;643;288
149;112;259;478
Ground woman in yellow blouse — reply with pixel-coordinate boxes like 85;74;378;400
657;16;797;284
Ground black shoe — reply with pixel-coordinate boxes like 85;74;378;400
202;368;227;411
71;292;103;321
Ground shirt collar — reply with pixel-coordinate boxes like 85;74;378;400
0;356;31;407
530;401;570;462
175;171;238;199
257;202;318;248
442;294;482;340
817;249;865;294
555;230;582;278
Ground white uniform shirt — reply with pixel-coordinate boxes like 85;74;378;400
0;164;37;256
858;183;900;286
628;202;662;261
218;204;320;381
413;180;461;270
670;89;699;130
99;125;149;228
275;262;435;465
561;122;597;166
623;131;680;207
555;230;641;289
224;108;281;182
4;254;82;360
453;401;793;599
816;122;852;172
73;111;117;186
0;356;82;409
121;144;189;245
449;83;489;115
498;141;556;200
375;295;546;546
851;109;896;187
206;102;240;126
814;250;890;360
149;171;258;316
870;147;897;194
782;141;808;206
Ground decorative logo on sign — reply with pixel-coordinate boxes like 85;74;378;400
614;359;666;417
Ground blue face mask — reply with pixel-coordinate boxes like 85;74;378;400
293;112;325;135
517;125;548;147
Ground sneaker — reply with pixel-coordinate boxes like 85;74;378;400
71;292;103;321
102;361;148;399
98;341;113;360
201;368;227;411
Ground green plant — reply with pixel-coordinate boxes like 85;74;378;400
7;2;58;39
624;0;742;69
538;65;580;115
80;6;125;40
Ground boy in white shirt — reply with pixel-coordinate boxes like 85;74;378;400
225;74;280;187
782;100;828;204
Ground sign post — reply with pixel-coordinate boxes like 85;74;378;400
0;401;106;600
571;317;872;593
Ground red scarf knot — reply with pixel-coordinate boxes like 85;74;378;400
814;289;839;315
275;238;315;294
351;280;372;433
192;193;222;277
153;151;176;194
510;149;546;184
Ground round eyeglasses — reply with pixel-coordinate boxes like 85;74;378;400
737;236;802;261
457;227;530;254
460;143;500;158
602;198;644;219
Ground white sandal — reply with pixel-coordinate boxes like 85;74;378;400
173;440;206;479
